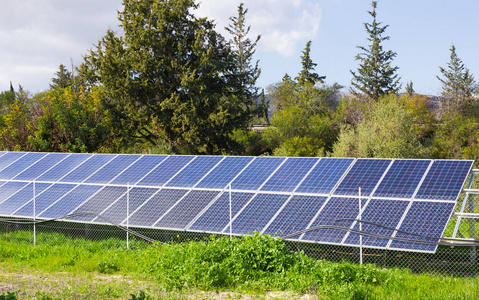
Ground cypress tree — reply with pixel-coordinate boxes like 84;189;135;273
350;1;400;100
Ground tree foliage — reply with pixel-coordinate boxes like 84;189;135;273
296;41;325;85
437;45;477;115
350;1;400;100
332;95;428;158
80;0;257;154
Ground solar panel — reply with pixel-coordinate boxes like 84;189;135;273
334;159;392;197
263;195;327;238
126;188;188;227
225;193;290;235
154;190;220;230
0;152;473;254
231;157;285;190
189;192;255;233
389;201;457;252
260;157;318;192
302;197;367;244
343;199;409;247
415;160;473;201
296;158;354;194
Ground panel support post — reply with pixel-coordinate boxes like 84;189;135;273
127;182;130;250
33;181;36;246
359;187;362;265
469;193;476;265
229;184;232;242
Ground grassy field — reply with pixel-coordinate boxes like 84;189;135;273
0;231;478;299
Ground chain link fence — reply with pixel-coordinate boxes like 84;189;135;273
1;182;478;277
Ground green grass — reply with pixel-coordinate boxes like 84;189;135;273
0;231;479;299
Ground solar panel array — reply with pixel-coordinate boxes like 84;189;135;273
0;152;473;253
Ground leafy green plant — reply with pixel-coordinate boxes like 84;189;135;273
0;291;18;300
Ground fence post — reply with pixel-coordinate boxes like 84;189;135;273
33;180;36;246
127;182;130;249
229;184;232;242
359;187;362;265
469;194;476;265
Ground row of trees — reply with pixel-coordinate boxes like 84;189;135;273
0;0;478;163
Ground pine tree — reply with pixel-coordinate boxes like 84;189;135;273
225;3;261;101
296;41;325;85
405;81;414;96
350;1;400;100
437;45;477;114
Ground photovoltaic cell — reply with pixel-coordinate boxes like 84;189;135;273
334;159;391;197
0;181;30;205
13;153;69;181
263;195;327;239
373;160;431;198
296;158;354;194
302;197;367;244
126;189;188;227
390;201;456;252
69;186;127;222
154;190;220;229
261;157;318;192
189;192;255;232
415;160;473;201
84;155;139;184
39;185;103;219
93;187;158;224
343;199;409;247
226;193;290;235
0;152;27;172
231;157;285;191
137;156;195;187
60;154;116;183
195;156;254;189
165;156;223;188
109;155;167;185
0;152;46;180
0;182;51;215
13;184;77;217
35;154;92;182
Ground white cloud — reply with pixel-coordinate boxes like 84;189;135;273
195;0;322;57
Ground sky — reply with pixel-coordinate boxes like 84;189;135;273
1;0;478;96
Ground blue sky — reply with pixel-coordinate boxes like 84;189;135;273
1;0;478;96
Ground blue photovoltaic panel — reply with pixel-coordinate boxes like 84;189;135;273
137;156;195;187
261;157;318;192
390;201;456;252
415;160;473;201
36;154;92;182
373;160;431;198
84;155;139;184
195;156;254;189
13;153;69;181
59;154;116;183
154;190;220;229
343;199;409;247
165;156;223;188
226;193;290;235
69;186;127;222
0;182;51;215
334;159;391;197
231;157;285;191
189;192;255;232
0;152;46;180
296;158;354;194
0;181;30;205
39;185;103;219
263;195;327;239
0;152;27;172
126;189;188;227
109;155;167;185
93;188;158;224
302;197;367;244
13;184;77;217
